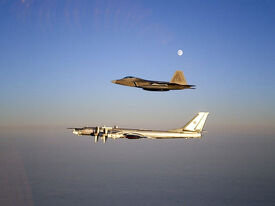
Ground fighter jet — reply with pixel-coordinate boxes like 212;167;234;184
111;70;195;91
68;112;209;143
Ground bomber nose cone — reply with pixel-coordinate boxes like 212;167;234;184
111;80;117;84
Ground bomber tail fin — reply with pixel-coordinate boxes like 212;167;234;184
170;71;187;85
170;112;209;133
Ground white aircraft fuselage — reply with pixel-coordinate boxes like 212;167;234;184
111;129;202;139
69;112;209;143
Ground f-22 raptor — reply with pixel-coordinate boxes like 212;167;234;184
111;70;195;91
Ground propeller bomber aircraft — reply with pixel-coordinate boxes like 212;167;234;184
68;112;209;143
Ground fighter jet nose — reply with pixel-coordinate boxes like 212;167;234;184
111;80;117;84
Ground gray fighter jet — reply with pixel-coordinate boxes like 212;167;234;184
111;70;195;91
68;112;209;143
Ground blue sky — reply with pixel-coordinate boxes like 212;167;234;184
0;0;274;135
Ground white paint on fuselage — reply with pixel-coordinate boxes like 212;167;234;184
116;129;201;139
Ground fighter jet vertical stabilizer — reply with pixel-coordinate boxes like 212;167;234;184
170;71;187;85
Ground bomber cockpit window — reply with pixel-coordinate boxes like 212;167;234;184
124;76;134;79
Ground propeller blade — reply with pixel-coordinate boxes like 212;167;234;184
67;127;82;130
102;135;107;143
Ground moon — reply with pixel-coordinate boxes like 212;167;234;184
177;49;183;56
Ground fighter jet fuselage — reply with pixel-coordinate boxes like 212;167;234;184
111;71;195;91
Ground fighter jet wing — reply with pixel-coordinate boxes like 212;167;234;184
145;80;169;85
